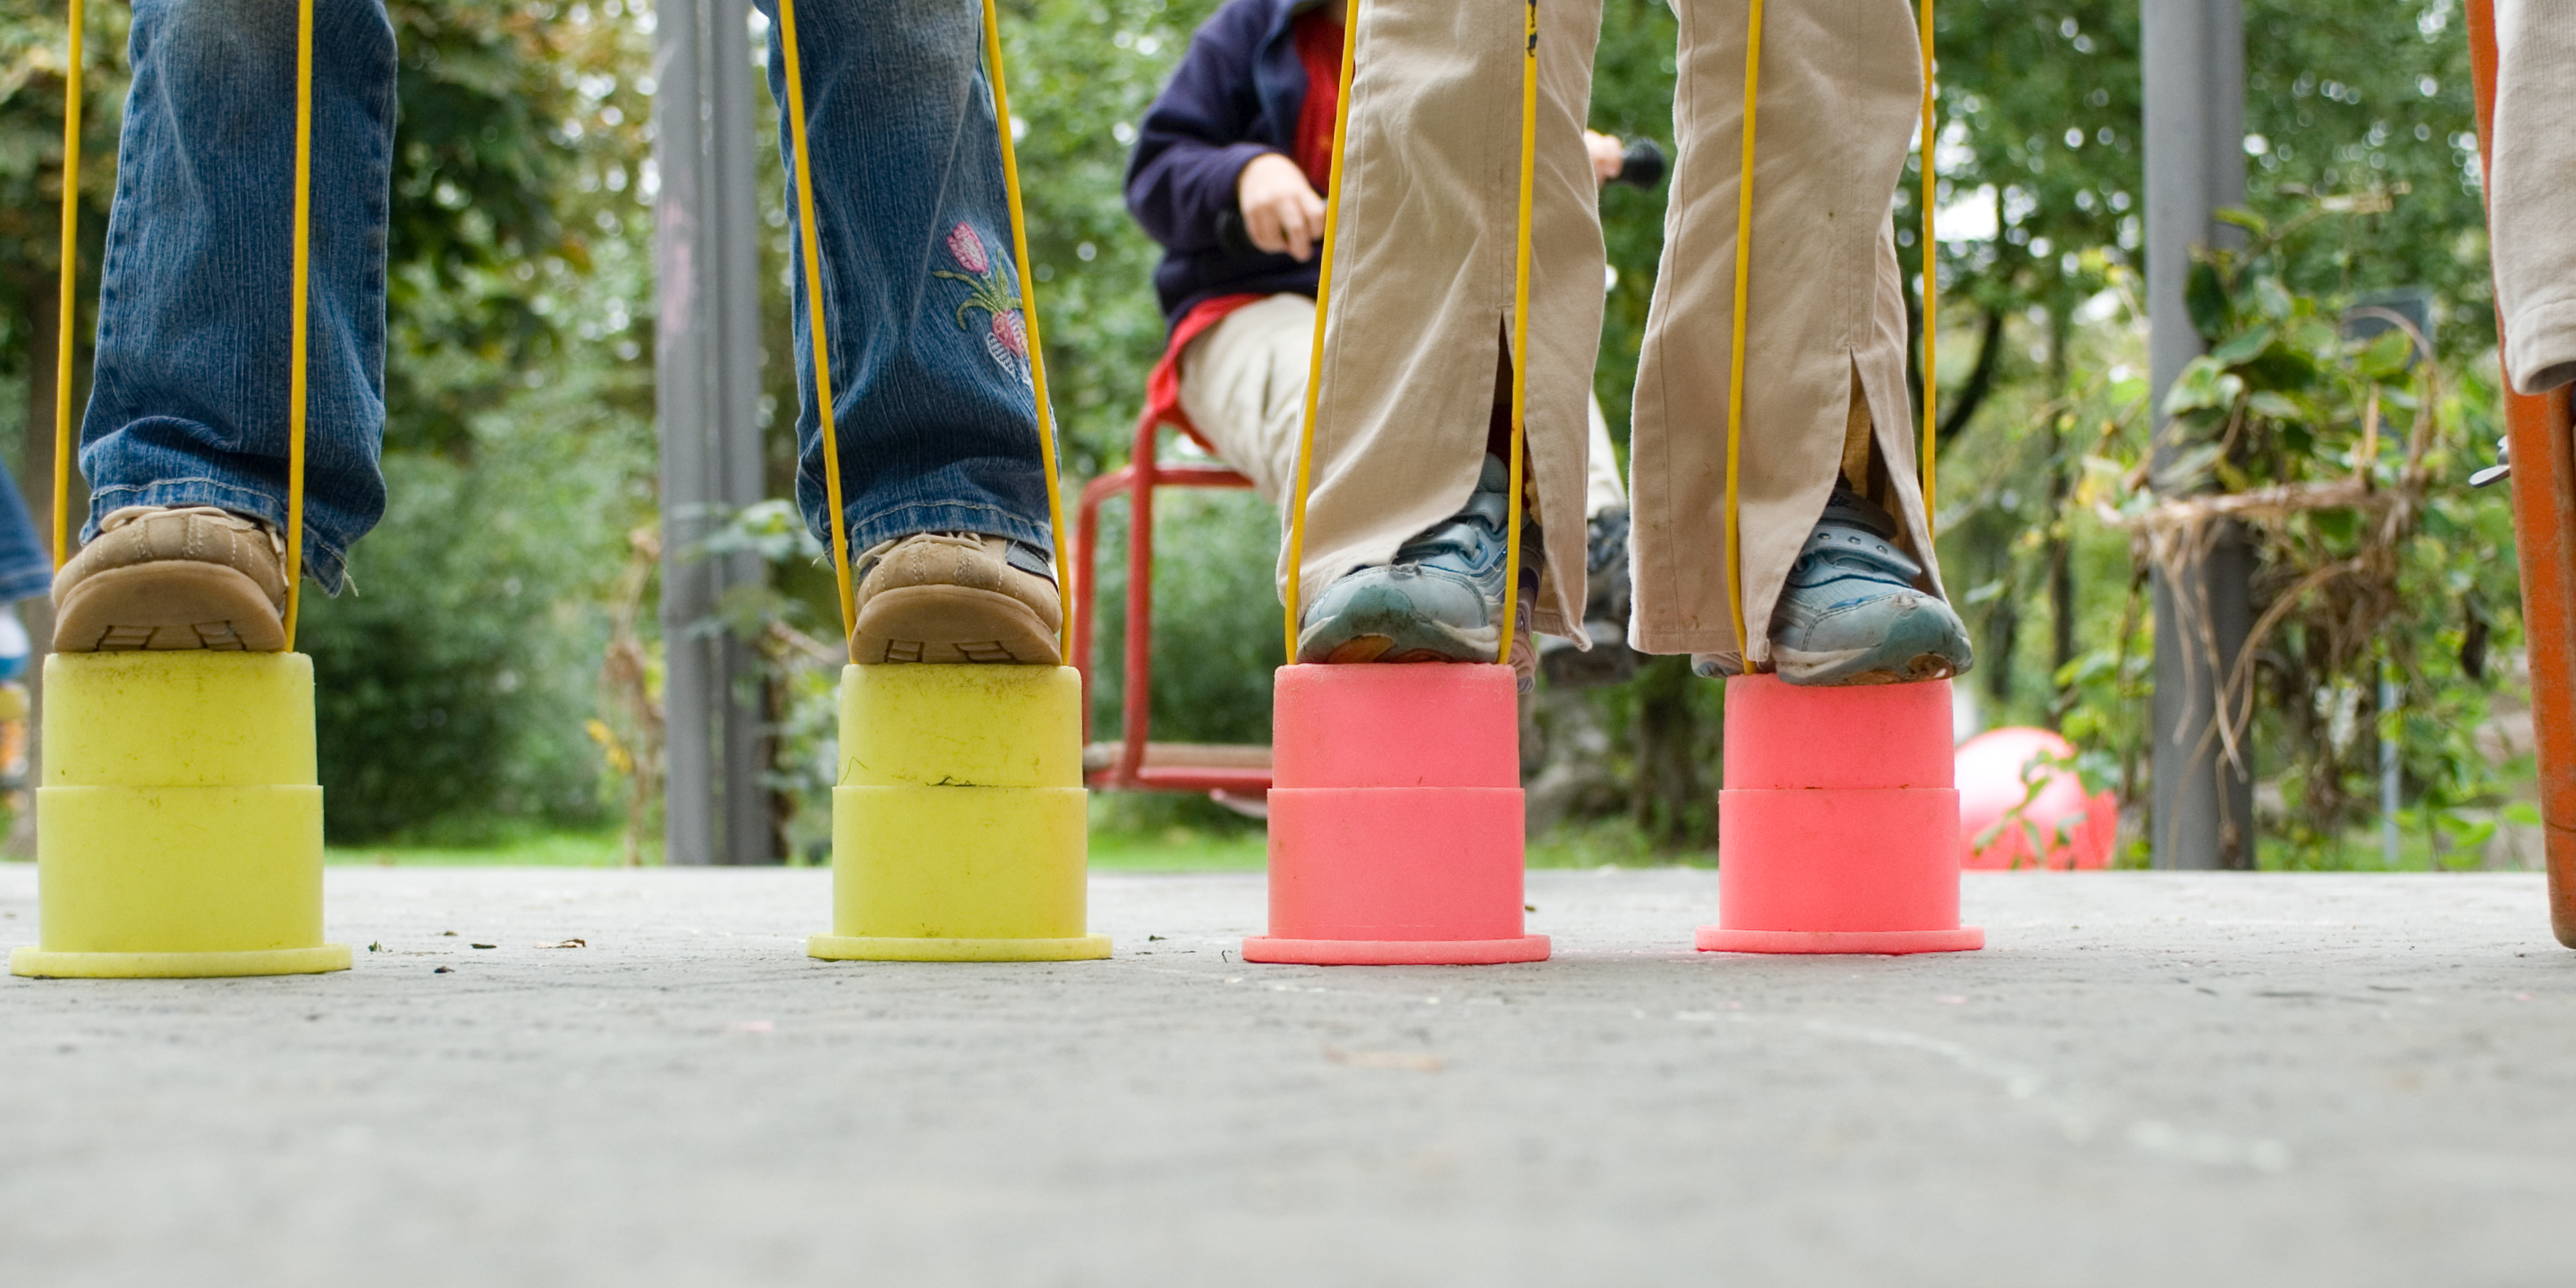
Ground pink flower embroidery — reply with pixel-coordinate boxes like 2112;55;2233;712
945;223;990;275
931;222;1031;387
991;309;1028;360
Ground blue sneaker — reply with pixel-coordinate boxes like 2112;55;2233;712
1297;454;1539;691
1736;485;1973;687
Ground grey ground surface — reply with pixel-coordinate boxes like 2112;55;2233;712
4;867;2573;1287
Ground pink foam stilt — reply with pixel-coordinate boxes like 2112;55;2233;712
1697;674;1984;954
1243;664;1548;965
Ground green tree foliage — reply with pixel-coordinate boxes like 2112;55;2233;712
301;0;659;841
1925;0;2514;864
2110;206;2518;860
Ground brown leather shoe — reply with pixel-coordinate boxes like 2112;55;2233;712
52;506;290;652
848;531;1063;665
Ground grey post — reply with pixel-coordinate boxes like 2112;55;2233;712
2143;0;2255;869
654;0;772;865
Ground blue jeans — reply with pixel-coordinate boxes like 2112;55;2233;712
79;0;1048;592
81;0;394;591
0;466;54;605
756;0;1052;555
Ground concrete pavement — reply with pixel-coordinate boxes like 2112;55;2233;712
4;866;2573;1286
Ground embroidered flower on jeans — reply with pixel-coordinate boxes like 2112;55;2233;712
990;309;1029;360
932;221;1030;387
945;223;992;275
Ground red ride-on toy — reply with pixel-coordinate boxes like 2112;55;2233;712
1072;415;1275;811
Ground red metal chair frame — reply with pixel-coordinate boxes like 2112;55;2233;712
1072;413;1275;797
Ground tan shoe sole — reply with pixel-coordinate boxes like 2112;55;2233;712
53;562;286;652
850;584;1061;665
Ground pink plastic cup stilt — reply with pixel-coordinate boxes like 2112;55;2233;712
1697;674;1984;955
1243;664;1548;965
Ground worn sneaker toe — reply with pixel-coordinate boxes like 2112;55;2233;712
1773;589;1973;686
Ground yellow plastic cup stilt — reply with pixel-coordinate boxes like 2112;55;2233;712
807;665;1109;962
9;652;350;979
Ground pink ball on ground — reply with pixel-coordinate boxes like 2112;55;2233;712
1954;727;2117;870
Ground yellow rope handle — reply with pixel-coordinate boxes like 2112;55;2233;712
1495;0;1537;666
1282;0;1361;660
982;0;1073;662
283;0;315;645
51;0;83;572
1720;0;1766;670
774;0;854;642
1918;0;1937;528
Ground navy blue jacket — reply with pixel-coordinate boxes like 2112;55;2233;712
1124;0;1329;328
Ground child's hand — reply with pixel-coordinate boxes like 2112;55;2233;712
1586;131;1625;187
1236;153;1326;261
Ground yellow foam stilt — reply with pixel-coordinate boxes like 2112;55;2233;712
776;0;1101;963
13;0;343;980
807;665;1108;962
10;654;349;978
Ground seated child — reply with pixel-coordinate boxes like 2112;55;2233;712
1127;0;1637;688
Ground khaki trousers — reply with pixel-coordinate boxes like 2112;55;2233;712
1305;0;1938;662
1631;0;1936;661
1178;292;1627;529
1299;0;1607;640
2493;0;2576;394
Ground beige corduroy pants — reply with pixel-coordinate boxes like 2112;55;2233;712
1301;0;1940;663
2492;0;2576;394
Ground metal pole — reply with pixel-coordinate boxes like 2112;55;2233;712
2143;0;2255;869
653;0;715;867
2380;661;2401;866
655;0;768;864
709;0;772;865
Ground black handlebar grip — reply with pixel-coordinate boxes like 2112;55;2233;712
1614;139;1666;191
1214;209;1263;261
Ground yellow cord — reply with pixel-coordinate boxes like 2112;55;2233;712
775;0;854;641
1721;0;1766;670
284;0;314;645
51;0;82;571
1918;0;1937;528
982;0;1073;662
1496;0;1537;666
1282;0;1361;661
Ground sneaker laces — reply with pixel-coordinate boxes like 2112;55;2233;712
96;505;286;557
1392;454;1542;596
1786;486;1921;593
852;531;1056;586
